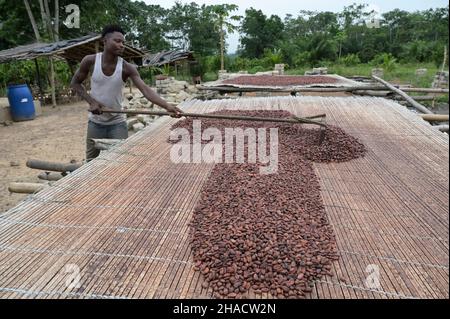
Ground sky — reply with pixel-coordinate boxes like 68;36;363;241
137;0;448;53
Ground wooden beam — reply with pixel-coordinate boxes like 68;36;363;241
26;159;82;172
8;182;47;194
198;85;449;94
372;75;433;114
419;114;449;122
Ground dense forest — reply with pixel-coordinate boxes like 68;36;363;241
0;1;448;89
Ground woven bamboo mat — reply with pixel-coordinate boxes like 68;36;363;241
0;96;447;299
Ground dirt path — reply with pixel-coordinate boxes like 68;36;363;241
0;101;89;213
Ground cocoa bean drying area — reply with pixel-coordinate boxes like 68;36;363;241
200;74;364;94
0;95;448;299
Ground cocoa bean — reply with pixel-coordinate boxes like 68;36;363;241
176;110;366;299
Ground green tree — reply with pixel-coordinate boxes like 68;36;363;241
208;4;241;71
239;8;284;58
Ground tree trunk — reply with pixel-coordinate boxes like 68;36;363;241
54;0;59;41
43;0;54;40
38;0;47;36
23;0;41;42
220;17;225;71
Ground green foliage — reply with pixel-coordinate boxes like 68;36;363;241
0;0;448;92
371;53;398;72
293;52;311;68
239;8;284;58
338;54;361;66
248;65;267;74
202;72;218;82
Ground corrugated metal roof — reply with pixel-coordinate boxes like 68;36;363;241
143;50;194;67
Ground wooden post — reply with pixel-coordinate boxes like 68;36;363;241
371;75;433;114
49;56;57;107
433;45;448;109
34;58;45;103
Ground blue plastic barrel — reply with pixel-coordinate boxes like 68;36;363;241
7;84;35;121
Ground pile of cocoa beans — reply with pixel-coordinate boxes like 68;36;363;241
171;110;366;298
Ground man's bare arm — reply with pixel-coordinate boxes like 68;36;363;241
127;65;183;117
70;55;104;114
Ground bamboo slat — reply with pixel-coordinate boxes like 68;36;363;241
0;96;447;299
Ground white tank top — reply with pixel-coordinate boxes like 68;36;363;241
88;52;126;125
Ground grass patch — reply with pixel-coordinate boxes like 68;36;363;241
286;63;447;88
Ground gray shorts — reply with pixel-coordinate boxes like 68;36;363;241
86;120;128;161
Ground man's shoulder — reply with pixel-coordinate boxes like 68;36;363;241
122;60;138;75
81;54;97;65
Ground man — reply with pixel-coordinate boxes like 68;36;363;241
71;25;183;161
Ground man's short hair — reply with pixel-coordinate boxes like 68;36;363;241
101;25;125;38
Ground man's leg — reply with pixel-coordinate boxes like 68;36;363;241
107;121;128;140
86;121;107;162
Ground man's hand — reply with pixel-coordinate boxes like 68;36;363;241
165;104;184;118
88;100;106;115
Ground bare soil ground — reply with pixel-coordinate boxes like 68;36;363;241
0;101;88;213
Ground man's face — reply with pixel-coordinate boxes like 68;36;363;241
103;32;125;56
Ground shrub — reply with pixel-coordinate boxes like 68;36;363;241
370;53;397;72
339;54;361;66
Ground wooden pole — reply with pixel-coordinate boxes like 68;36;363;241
197;85;449;94
38;172;63;181
434;125;449;132
8;182;47;194
49;56;56;107
34;58;44;103
433;45;448;109
419;114;449;122
26;159;82;172
102;109;327;127
371;75;433;114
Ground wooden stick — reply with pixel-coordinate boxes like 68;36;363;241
8;182;47;194
102;109;328;127
26;159;82;172
38;171;63;181
393;95;437;101
419;114;449;122
372;75;433;114
433;125;449;132
91;138;123;151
